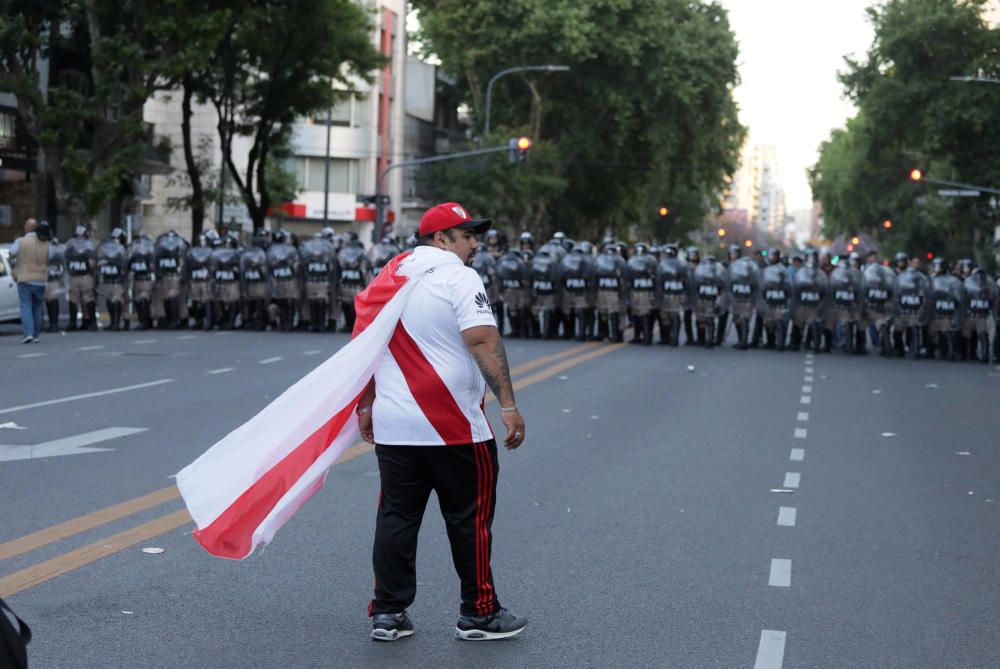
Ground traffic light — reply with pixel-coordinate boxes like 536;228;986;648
926;252;934;260
717;228;726;237
883;219;893;230
851;236;860;245
509;136;532;162
847;244;855;252
910;168;923;182
744;239;753;248
658;206;669;218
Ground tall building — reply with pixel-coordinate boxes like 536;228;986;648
725;140;785;235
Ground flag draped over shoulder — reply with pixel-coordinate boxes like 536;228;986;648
176;250;436;560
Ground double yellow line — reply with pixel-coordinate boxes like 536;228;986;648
0;339;624;598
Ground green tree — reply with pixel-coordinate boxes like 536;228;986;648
411;0;745;240
811;0;1000;266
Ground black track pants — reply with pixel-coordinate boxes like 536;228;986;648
370;441;500;617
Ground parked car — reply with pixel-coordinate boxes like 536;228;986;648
0;245;22;323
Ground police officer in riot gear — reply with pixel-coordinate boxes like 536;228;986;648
529;244;562;339
485;229;504;260
96;227;129;330
65;225;99;330
790;249;830;352
691;256;727;348
927;258;965;361
186;230;217;330
211;233;241;330
154;230;188;329
683;246;701;345
473;247;502;330
498;248;530;337
626;243;658;345
759;254;793;351
727;252;761;350
128;234;156;330
656;244;688;347
267;229;301;331
241;230;270;330
300;232;337;332
45;235;67;332
894;264;931;359
828;253;865;354
337;231;371;332
559;241;596;341
963;268;997;363
518;231;534;253
594;241;627;342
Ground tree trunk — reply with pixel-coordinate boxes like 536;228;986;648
181;74;206;237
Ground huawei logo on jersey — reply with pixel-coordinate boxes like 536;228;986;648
474;291;490;310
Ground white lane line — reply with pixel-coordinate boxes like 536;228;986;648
214;331;234;336
754;630;787;669
804;366;814;374
207;368;234;375
804;375;814;383
790;448;805;462
769;559;792;587
134;339;159;345
0;427;148;463
797;412;809;422
303;350;322;356
0;379;174;416
794;428;807;439
177;335;198;340
17;353;46;359
259;357;283;365
801;385;812;394
783;472;801;488
77;345;104;351
777;507;797;527
800;395;811;405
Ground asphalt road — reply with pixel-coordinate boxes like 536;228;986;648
1;325;998;668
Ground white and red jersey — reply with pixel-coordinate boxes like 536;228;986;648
373;246;497;445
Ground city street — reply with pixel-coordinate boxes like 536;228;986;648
1;328;999;668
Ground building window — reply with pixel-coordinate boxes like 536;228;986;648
304;93;366;127
295;156;359;193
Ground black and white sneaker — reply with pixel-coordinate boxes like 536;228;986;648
455;607;527;641
371;611;414;642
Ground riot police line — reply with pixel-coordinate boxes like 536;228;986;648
40;224;389;333
474;231;1000;364
37;223;1000;362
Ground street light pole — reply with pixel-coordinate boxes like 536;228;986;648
483;64;570;136
948;68;1000;85
322;106;332;226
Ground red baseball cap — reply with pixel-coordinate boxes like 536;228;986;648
418;202;491;237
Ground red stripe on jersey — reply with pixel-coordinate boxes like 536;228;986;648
193;393;361;559
388;322;473;444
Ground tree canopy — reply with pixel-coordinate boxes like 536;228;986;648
411;0;746;241
810;0;1000;267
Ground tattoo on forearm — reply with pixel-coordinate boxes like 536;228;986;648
473;352;503;400
494;340;512;389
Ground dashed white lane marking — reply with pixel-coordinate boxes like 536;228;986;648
804;375;814;383
259;357;283;365
790;448;805;462
77;345;104;351
754;630;787;669
134;339;158;345
17;353;46;359
804;366;814;374
303;350;322;356
207;368;234;375
178;335;198;340
801;385;812;394
783;472;801;488
800;395;811;405
796;412;809;422
777;507;797;526
0;379;174;416
794;428;807;439
214;331;234;336
769;559;792;587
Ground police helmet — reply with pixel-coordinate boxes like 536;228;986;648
729;243;742;257
74;224;89;238
663;244;679;258
320;226;336;241
553;231;566;241
579;241;594;254
110;227;126;244
894;251;908;263
634;242;649;255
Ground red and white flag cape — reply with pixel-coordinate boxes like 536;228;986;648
176;250;438;560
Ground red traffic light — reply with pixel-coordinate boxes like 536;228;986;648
516;136;532;151
883;219;893;229
926;252;934;260
658;206;669;217
910;168;923;182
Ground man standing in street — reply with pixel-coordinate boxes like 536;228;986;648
10;218;48;343
357;202;528;642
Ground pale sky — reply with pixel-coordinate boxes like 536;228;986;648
721;0;876;211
